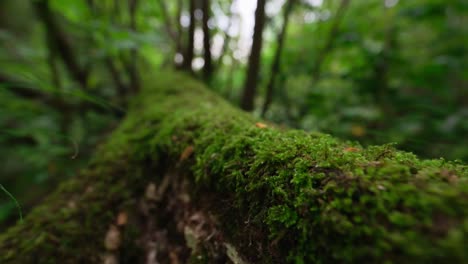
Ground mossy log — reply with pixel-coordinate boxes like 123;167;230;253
1;72;467;263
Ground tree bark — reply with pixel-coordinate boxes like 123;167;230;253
240;0;267;111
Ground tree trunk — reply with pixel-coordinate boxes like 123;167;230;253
201;0;213;82
1;72;467;263
182;0;196;72
240;0;267;111
261;0;296;117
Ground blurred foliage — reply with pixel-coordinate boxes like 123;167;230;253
0;0;466;228
258;0;467;162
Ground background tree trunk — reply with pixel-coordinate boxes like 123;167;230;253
182;0;196;72
240;0;266;111
261;0;296;117
202;0;213;82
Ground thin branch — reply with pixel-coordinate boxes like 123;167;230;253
0;74;124;117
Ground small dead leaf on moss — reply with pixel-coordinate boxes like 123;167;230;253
344;147;360;152
255;122;268;129
116;212;128;226
366;161;382;167
180;145;194;161
350;124;366;137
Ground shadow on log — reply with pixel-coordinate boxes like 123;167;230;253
0;72;467;263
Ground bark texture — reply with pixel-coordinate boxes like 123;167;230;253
0;72;467;263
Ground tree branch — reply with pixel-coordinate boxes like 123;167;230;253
0;74;124;117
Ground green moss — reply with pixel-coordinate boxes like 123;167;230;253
140;73;468;263
1;72;467;263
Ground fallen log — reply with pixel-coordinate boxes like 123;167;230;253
1;72;467;263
